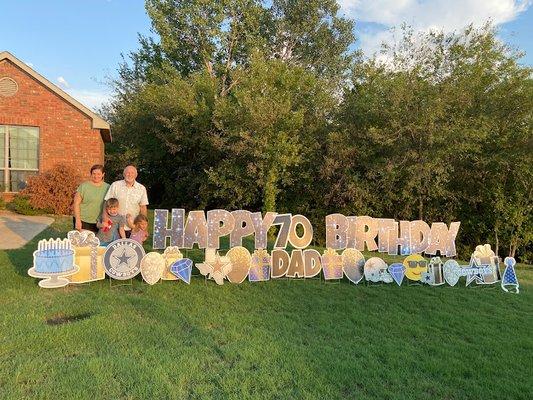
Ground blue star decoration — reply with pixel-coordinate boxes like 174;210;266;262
113;249;133;267
421;272;434;285
465;256;485;286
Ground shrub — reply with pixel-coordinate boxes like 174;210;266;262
8;195;49;215
0;197;5;210
21;164;81;215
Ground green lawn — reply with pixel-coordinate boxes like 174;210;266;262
1;215;532;400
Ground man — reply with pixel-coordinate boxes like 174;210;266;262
104;165;149;238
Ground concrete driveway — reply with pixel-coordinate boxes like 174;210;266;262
0;211;54;250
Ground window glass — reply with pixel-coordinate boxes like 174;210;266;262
9;126;39;169
9;170;37;192
0;170;4;192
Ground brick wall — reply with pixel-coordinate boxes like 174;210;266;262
0;59;105;200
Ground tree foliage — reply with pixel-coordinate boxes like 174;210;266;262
328;24;532;259
105;1;532;261
115;0;353;96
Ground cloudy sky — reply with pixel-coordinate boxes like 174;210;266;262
0;0;531;111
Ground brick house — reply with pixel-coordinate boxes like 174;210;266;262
0;51;111;201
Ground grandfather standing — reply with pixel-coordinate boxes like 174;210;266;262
104;165;149;238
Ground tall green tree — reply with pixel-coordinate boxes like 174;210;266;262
105;69;221;208
107;0;352;210
207;54;334;212
106;2;532;260
116;0;353;93
328;24;532;259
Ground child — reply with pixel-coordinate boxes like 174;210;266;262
127;214;149;244
97;198;126;246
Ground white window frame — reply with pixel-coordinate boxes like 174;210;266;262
1;125;40;192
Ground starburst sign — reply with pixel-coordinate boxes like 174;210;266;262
197;252;233;285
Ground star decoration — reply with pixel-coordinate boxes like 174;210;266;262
212;254;227;275
114;249;133;267
196;252;233;285
421;271;434;285
465;256;485;286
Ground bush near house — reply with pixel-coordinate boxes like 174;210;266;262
21;164;80;215
8;195;48;215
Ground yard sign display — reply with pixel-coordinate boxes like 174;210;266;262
28;209;519;293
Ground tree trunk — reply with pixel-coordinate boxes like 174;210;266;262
264;169;279;242
418;193;424;221
494;227;499;257
510;242;517;258
263;169;278;212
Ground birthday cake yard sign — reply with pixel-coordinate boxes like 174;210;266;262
28;238;79;288
27;209;519;293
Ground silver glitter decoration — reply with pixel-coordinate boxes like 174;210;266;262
250;212;277;249
183;211;208;249
153;209;185;249
207;209;235;249
409;220;431;254
67;230;100;279
272;214;292;248
230;210;255;247
325;213;348;250
426;222;460;257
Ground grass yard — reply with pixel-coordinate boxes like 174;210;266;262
0;215;532;400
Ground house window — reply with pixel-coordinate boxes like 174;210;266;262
0;125;39;192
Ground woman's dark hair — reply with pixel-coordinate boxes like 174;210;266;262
90;164;105;174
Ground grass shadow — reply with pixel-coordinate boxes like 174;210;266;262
45;311;96;326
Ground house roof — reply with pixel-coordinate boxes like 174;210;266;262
0;51;111;142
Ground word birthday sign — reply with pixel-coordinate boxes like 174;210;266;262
153;209;460;256
27;209;519;294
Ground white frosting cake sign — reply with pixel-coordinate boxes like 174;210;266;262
28;238;78;288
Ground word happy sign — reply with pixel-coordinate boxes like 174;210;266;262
153;209;460;257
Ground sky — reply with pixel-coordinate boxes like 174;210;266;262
0;0;531;111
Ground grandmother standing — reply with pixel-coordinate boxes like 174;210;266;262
73;164;110;233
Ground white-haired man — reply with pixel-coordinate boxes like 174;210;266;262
104;165;149;238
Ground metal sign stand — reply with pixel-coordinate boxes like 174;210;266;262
109;277;133;288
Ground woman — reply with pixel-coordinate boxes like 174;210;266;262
73;164;110;233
